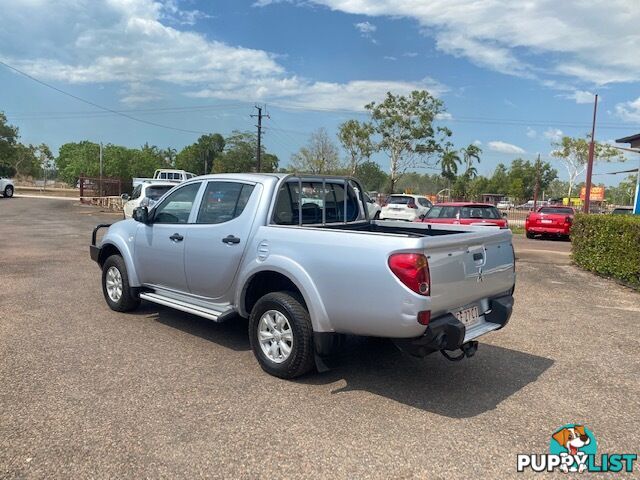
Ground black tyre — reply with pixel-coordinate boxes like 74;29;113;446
4;185;13;198
249;291;315;379
101;254;140;312
526;231;535;239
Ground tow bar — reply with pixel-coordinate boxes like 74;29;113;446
441;341;479;362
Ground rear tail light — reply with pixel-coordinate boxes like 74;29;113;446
417;310;431;326
388;253;431;296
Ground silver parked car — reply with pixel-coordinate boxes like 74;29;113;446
90;174;515;379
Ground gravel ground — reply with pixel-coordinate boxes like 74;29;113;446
1;197;638;479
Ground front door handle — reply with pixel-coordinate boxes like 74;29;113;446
222;235;241;245
169;233;184;242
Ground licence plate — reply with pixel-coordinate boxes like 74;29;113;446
456;306;480;327
541;219;552;224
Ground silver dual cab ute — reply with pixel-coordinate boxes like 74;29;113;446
90;174;515;379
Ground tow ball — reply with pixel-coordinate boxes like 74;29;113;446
441;341;479;362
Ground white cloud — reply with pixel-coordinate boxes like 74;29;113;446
301;0;640;85
526;127;537;138
561;90;596;104
543;128;563;142
354;21;376;34
189;77;446;112
402;52;418;57
435;112;453;121
488;141;525;155
383;56;397;61
354;21;377;43
473;140;482;146
0;0;444;111
615;97;640;123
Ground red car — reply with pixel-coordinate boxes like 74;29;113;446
417;202;508;228
525;206;575;239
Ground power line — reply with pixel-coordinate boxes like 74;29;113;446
0;60;211;135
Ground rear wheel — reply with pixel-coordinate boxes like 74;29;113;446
101;255;140;312
526;231;535;239
4;185;13;198
249;291;315;379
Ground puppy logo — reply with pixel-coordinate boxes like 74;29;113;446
550;424;597;473
553;425;590;456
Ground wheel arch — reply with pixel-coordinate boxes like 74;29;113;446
237;260;332;332
97;240;141;286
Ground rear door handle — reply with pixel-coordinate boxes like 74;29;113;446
222;235;241;245
169;233;184;242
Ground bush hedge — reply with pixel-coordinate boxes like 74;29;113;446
571;213;640;288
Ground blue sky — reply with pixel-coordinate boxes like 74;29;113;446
1;0;639;185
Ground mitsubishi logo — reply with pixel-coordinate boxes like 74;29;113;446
477;267;484;283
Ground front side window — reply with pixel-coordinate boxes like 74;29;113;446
418;198;432;208
153;182;201;224
425;206;459;218
197;182;255;224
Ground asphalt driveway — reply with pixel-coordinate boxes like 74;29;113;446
1;198;638;478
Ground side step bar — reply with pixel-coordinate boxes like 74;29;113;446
139;292;231;322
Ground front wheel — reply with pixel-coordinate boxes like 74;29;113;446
4;185;13;198
101;255;140;312
249;291;315;379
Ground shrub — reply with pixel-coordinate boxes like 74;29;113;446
571;213;640;288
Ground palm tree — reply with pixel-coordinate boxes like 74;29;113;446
461;144;482;176
440;147;461;182
465;164;478;179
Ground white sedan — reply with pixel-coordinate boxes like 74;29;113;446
379;194;432;221
121;181;177;219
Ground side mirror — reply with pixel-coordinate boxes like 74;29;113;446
419;214;426;219
121;193;130;201
133;206;150;224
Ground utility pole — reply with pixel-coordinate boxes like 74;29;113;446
584;94;598;214
99;142;103;197
251;105;269;172
533;153;541;210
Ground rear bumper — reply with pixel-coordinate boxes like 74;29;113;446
526;225;570;235
394;294;513;357
380;210;418;221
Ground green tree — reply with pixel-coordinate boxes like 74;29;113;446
440;146;461;182
488;163;509;194
461;144;482;176
290;128;341;174
354;160;388;191
467;176;491;201
214;131;277;173
0;112;19;168
176;133;225;175
337;119;374;176
56;141;101;184
365;90;451;193
551;135;623;199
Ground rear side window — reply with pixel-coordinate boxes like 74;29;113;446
387;196;414;205
460;206;500;219
417;198;432;208
273;180;363;225
131;184;142;200
145;185;173;201
197;182;255;224
539;207;574;214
